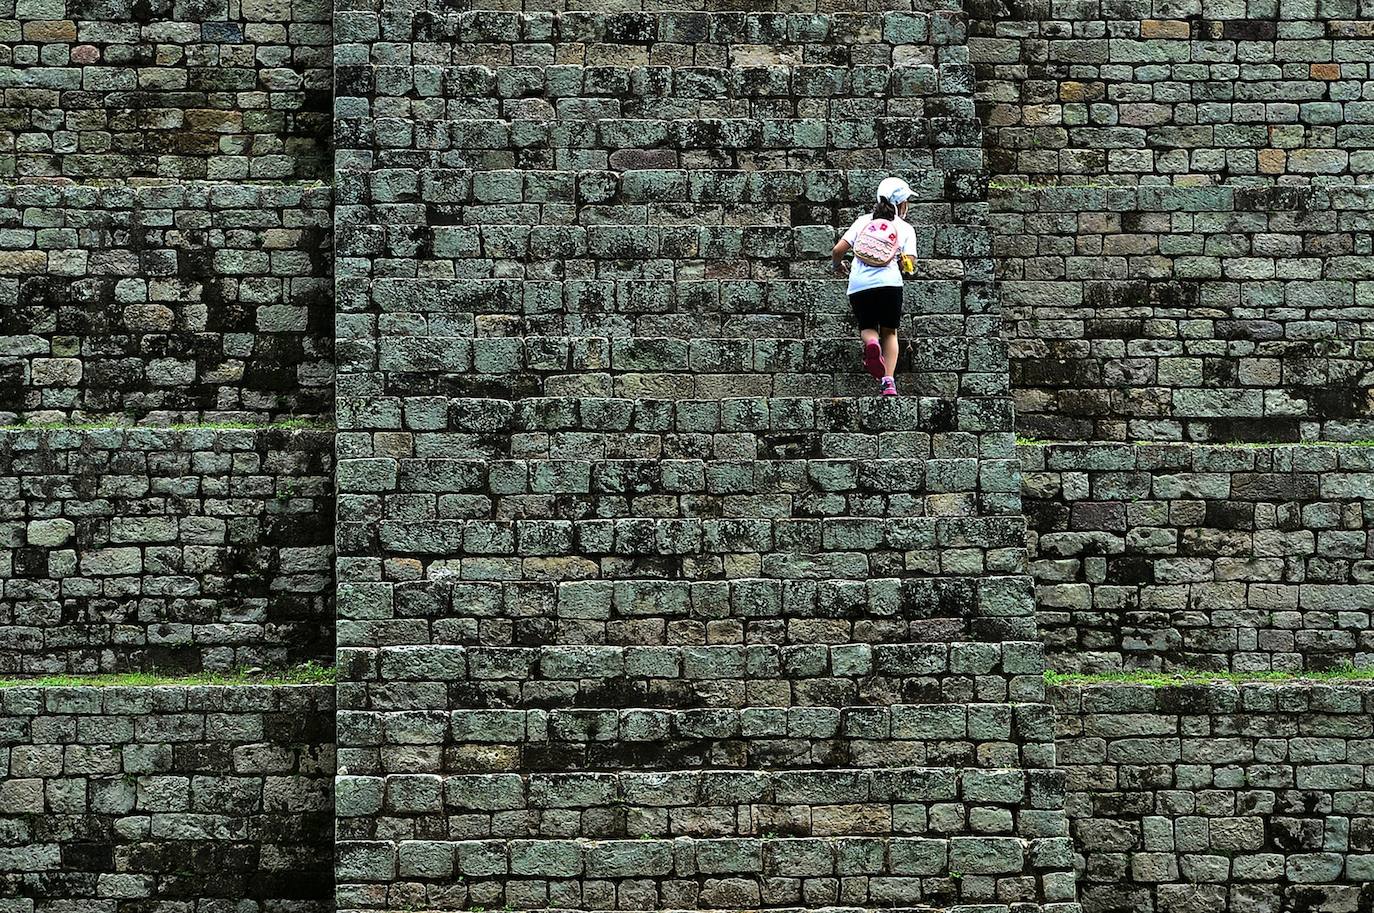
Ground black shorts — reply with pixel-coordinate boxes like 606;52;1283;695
848;285;903;331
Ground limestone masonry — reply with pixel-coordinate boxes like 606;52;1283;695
0;183;334;425
0;426;334;676
0;0;1372;909
0;684;334;910
994;185;1374;444
1054;682;1374;913
1023;441;1374;675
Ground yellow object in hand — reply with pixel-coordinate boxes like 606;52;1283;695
898;254;916;277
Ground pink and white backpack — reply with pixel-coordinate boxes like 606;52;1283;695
852;218;901;267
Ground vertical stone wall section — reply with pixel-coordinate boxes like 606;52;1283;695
0;426;336;675
3;0;331;180
0;683;335;912
0;183;334;426
1054;681;1374;913
993;185;1374;443
971;0;1374;185
1020;441;1374;674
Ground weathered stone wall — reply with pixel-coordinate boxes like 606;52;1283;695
3;0;330;181
0;683;334;912
1022;441;1374;674
994;184;1374;443
971;0;1374;185
0;182;334;426
15;0;1374;911
0;426;334;675
1054;681;1374;913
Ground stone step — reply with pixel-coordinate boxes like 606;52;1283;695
370;334;1000;365
344;278;994;326
338;310;998;362
347;453;986;494
349;144;981;172
337;116;986;154
338;641;1049;709
350;371;988;402
350;223;977;260
337;703;1059;771
335;396;1018;463
337;433;1012;465
336;394;1016;438
336;906;1081;913
336;574;1035;640
337;546;1027;595
368;513;1028;556
344;363;1001;411
363;335;995;378
449;0;962;12
352;62;965;87
340;602;1039;651
347;65;972;116
381;10;967;51
338;766;1067;829
360;321;993;348
345;490;1019;523
339;430;1011;463
349;273;992;305
343;236;986;284
335;907;1082;913
343;450;1022;528
355;304;992;348
347;166;982;207
333;834;1076;908
346;237;985;286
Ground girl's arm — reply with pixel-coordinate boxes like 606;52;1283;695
898;226;918;277
831;238;851;275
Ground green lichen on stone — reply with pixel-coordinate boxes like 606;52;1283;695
3;417;334;432
0;661;335;689
1045;666;1374;688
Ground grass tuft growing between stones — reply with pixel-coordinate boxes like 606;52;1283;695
0;661;335;688
2;417;333;432
1016;438;1374;448
1046;666;1374;687
1190;439;1374;448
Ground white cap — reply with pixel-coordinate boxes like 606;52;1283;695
876;176;912;206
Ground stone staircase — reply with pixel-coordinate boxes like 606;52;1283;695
332;0;1080;910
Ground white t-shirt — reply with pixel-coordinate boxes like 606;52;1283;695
843;214;917;294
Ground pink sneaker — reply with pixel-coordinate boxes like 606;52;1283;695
880;377;898;396
862;340;884;380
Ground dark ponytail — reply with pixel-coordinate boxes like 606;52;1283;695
872;196;897;221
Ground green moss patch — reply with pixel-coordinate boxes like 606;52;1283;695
1046;666;1374;688
0;662;335;688
1;418;332;432
1016;439;1374;448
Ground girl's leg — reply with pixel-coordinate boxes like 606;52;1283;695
860;327;884;379
879;327;899;377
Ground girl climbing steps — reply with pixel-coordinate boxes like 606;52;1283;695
831;176;918;396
